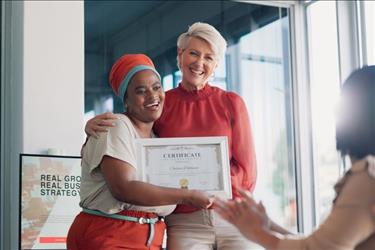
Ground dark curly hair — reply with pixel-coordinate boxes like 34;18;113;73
336;65;375;158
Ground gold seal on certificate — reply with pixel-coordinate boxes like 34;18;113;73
179;178;189;189
136;136;232;198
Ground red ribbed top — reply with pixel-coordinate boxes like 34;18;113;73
154;83;257;213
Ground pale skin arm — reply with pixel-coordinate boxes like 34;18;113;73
214;189;282;249
215;177;375;250
85;112;118;138
101;155;212;209
81;112;118;156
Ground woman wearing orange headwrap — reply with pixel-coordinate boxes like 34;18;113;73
67;54;211;250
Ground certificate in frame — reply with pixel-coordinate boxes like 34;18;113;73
136;136;232;199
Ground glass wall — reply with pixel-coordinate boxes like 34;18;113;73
236;14;296;230
306;1;342;223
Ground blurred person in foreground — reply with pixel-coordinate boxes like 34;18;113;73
214;66;375;250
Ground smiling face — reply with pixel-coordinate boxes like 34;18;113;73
178;36;218;91
125;69;164;124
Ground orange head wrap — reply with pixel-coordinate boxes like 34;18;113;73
109;54;160;103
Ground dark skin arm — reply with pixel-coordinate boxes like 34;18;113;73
101;155;211;209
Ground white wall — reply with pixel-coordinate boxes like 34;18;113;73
23;1;85;155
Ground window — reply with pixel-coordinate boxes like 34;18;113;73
234;10;297;231
306;0;341;223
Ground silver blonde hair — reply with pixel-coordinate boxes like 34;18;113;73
176;22;227;69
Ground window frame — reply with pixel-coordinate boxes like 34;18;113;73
292;0;363;233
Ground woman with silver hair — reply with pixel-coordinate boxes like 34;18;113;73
86;22;257;249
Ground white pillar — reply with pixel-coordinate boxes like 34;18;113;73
23;0;85;155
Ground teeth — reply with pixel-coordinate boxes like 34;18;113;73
145;102;159;108
191;68;203;75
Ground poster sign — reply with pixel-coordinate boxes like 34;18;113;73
20;154;81;250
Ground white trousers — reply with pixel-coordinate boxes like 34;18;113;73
165;209;263;250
